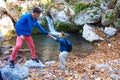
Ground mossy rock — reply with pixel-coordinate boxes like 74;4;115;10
55;23;79;32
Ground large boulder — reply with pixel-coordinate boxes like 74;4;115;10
82;24;105;42
50;2;75;24
1;65;29;80
74;7;101;26
0;0;6;9
25;59;45;68
50;8;69;23
0;14;15;36
101;9;114;26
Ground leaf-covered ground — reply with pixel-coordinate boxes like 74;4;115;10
0;33;119;80
25;33;120;80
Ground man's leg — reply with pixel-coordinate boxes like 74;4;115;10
10;36;23;68
0;71;3;80
24;36;39;63
59;51;68;70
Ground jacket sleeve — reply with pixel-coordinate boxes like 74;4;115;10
56;38;65;44
16;15;28;36
35;22;48;35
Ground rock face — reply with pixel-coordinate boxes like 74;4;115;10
104;27;117;36
25;60;45;68
0;14;14;36
1;65;29;80
74;7;101;26
82;24;104;42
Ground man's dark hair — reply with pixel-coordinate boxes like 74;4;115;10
33;7;43;13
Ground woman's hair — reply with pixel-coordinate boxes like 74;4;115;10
61;31;66;37
33;7;43;13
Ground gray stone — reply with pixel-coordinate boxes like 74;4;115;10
82;24;104;42
25;59;45;68
1;65;29;80
96;64;110;70
104;27;117;36
110;73;120;80
45;61;56;67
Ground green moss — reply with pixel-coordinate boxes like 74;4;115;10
16;7;22;12
6;30;16;36
105;12;114;20
55;23;79;32
79;29;83;34
40;18;47;27
32;27;40;34
74;3;91;14
32;18;48;34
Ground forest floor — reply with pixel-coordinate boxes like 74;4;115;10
25;32;120;80
0;33;119;80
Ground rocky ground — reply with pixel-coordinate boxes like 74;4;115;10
0;32;120;80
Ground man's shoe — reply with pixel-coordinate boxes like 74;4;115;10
9;60;15;68
32;58;39;63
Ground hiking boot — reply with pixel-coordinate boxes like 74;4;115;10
9;60;15;68
32;58;39;63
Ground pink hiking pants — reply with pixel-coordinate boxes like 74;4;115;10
10;36;36;61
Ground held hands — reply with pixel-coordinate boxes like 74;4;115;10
47;34;56;40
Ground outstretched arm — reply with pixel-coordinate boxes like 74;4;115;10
36;22;49;35
49;35;64;44
49;34;57;40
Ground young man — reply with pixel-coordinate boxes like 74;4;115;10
9;7;49;68
49;31;69;70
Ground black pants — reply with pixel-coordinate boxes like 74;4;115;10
0;71;3;80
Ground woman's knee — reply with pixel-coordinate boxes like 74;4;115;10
59;53;64;59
